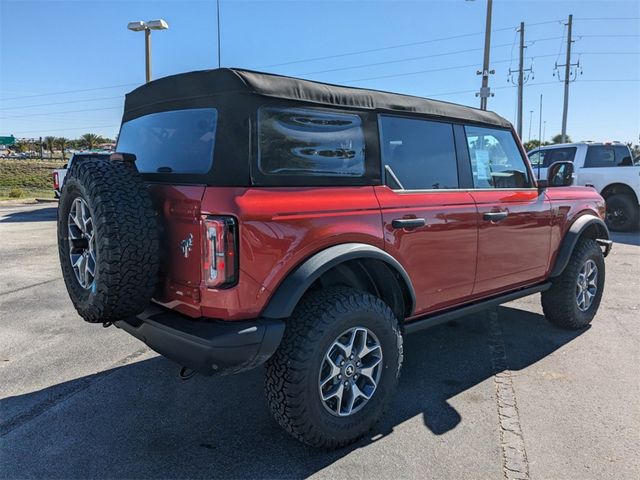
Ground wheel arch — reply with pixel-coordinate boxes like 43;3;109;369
261;243;416;321
600;182;638;203
550;214;609;278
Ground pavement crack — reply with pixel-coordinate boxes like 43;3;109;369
487;310;530;480
0;278;59;298
0;347;150;437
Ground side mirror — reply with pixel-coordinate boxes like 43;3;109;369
546;161;574;187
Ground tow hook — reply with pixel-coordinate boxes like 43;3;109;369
179;366;197;381
596;239;613;257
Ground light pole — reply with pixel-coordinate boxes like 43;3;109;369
528;110;534;142
127;19;169;83
467;0;494;110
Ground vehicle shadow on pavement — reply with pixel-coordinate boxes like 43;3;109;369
0;305;585;479
0;206;57;223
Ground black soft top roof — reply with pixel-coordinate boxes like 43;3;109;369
123;68;511;128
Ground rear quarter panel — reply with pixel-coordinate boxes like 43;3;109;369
200;186;384;320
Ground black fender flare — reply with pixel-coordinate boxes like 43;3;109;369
261;243;416;319
550;214;610;277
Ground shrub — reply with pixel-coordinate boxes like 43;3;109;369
8;187;24;198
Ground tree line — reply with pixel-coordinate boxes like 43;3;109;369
10;133;116;160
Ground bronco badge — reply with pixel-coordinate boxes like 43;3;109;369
180;233;193;258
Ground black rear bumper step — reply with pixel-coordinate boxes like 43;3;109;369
115;305;285;376
404;282;551;335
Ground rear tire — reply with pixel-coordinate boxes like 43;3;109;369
542;239;605;329
265;286;403;448
57;158;159;323
605;193;638;232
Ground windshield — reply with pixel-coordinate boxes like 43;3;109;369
116;108;218;174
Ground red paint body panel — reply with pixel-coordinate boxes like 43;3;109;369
470;189;552;296
148;181;605;323
374;186;478;314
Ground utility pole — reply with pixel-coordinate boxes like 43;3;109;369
508;22;534;139
216;0;221;68
538;94;543;147
145;29;152;83
477;0;494;110
559;14;575;143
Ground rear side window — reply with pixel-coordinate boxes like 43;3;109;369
529;147;577;168
465;125;531;188
584;145;616;168
258;107;365;177
117;108;217;174
378;116;458;190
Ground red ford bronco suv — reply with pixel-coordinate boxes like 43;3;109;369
58;68;611;448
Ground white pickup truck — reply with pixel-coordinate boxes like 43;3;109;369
529;142;640;231
53;152;111;198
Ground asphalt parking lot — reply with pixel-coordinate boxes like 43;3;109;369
1;202;638;480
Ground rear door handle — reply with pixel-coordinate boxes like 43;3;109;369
483;211;509;222
391;218;426;229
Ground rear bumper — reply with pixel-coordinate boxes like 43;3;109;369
114;305;285;376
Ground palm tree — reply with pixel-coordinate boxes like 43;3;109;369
551;134;572;144
44;136;56;159
80;133;102;150
56;137;69;161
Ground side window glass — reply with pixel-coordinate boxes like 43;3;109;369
615;145;633;166
585;146;615;168
528;150;543;167
464;125;531;188
379;116;458;190
258;107;365;177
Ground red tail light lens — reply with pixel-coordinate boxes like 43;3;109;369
53;172;59;190
202;216;238;288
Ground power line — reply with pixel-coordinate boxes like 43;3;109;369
296;42;515;77
259;26;526;69
9;124;120;135
0;96;123;111
0;83;138;102
0;106;122;120
574;17;640;21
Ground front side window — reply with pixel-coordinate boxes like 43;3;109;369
378;116;458;190
258;107;365;177
528;147;577;168
465;125;530;188
117;108;217;174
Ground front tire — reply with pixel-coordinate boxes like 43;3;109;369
542;239;605;329
265;286;403;448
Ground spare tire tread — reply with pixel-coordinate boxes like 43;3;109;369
58;158;160;323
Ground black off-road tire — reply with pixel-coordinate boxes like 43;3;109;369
605;193;639;232
57;158;159;323
264;286;403;449
542;239;605;330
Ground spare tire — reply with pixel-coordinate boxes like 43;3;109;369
57;157;160;323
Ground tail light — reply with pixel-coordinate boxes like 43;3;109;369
53;172;59;190
202;216;238;288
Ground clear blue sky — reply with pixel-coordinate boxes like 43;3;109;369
1;0;638;143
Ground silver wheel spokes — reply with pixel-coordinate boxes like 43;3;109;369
319;326;383;417
68;197;96;289
576;259;598;312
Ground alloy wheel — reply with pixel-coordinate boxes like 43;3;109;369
67;197;96;289
319;326;383;417
576;259;598;312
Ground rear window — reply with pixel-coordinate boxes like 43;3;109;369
258;106;365;177
116;108;218;174
528;147;577;168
